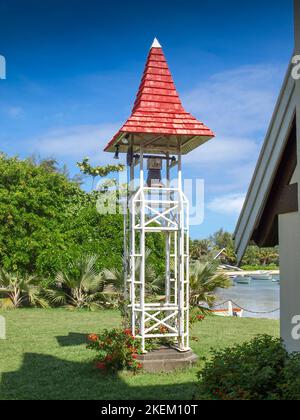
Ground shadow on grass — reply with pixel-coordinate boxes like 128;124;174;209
0;353;198;400
56;332;89;347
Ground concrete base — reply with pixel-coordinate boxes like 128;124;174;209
137;346;199;373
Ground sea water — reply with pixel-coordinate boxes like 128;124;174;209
216;279;280;319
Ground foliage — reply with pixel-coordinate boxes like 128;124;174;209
77;157;125;178
280;353;300;400
0;269;49;309
189;261;231;309
102;249;160;296
77;158;125;190
189;307;206;326
0;153;166;281
190;230;279;268
242;246;279;267
0;153;125;277
46;255;114;310
190;239;212;261
87;328;143;373
209;229;234;250
189;307;207;341
241;264;279;271
197;335;300;401
221;246;237;265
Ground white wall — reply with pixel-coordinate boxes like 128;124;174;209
280;0;300;354
280;0;300;349
279;210;300;352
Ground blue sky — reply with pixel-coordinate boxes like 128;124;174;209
0;0;295;238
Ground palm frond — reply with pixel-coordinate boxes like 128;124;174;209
45;288;67;305
189;261;231;308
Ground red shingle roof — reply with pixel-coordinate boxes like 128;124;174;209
104;39;214;154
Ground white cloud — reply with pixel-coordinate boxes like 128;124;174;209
183;136;260;166
181;63;285;214
207;193;246;216
29;123;121;164
183;64;284;138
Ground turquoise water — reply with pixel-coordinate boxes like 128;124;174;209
216;279;280;319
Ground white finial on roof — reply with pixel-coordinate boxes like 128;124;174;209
151;38;162;49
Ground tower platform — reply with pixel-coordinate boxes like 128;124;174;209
137;346;199;373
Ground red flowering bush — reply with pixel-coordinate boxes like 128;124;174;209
189;307;206;326
87;329;143;374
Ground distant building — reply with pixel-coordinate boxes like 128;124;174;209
235;0;300;352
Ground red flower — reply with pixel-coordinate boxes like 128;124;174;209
159;326;168;334
88;334;98;342
105;355;113;362
96;362;106;370
124;329;134;337
132;354;138;359
137;363;143;370
197;315;205;321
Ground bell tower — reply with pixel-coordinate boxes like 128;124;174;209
104;38;214;353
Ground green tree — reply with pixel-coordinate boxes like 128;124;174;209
258;248;279;266
190;239;212;260
0;154;124;277
222;246;237;266
0;153;165;280
77;157;125;190
242;245;261;266
209;229;234;249
241;246;279;267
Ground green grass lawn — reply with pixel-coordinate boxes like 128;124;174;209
0;309;279;400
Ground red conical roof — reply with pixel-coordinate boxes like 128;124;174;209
104;39;214;155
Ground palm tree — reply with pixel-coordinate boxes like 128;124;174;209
101;250;162;327
190;239;212;261
189;261;231;309
222;246;237;265
258;248;279;266
46;255;111;310
0;269;49;309
102;249;161;297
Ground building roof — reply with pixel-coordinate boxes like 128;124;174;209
104;39;214;154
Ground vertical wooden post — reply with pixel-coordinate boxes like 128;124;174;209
165;152;171;304
140;146;146;352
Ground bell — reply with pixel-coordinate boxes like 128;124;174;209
147;158;164;188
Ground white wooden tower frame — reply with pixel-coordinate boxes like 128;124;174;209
125;141;190;353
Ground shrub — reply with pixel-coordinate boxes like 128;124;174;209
87;329;143;373
280;353;300;400
197;335;288;400
0;153;165;281
0;154;124;276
